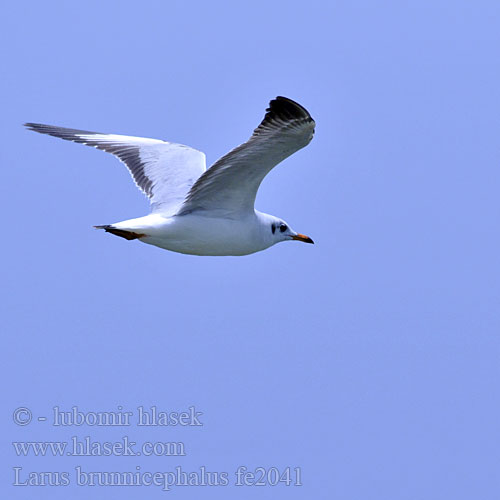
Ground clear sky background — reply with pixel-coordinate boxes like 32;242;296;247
2;1;499;498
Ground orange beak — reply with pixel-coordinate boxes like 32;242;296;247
291;233;314;244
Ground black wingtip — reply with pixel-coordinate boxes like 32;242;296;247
267;96;313;121
24;122;52;134
252;96;315;138
260;96;314;129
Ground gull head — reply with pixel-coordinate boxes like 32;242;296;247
263;214;314;246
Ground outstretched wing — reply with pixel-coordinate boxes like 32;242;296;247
24;123;206;216
178;96;315;217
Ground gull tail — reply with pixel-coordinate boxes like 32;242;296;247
94;225;146;241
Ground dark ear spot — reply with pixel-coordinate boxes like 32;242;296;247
271;223;276;234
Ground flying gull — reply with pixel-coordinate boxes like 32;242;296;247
25;96;315;256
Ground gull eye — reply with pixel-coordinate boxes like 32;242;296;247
279;223;287;233
271;224;276;234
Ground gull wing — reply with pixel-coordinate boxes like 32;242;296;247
24;123;206;216
178;96;315;217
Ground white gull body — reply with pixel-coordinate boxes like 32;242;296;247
26;96;315;256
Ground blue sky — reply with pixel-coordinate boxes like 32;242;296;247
2;1;499;498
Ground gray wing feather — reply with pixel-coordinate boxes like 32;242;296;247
178;96;315;216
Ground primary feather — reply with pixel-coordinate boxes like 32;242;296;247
24;123;206;216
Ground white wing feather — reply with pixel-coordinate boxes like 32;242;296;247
24;124;206;216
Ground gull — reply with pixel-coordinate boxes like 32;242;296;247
25;96;315;256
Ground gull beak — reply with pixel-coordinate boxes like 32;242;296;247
291;233;314;244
